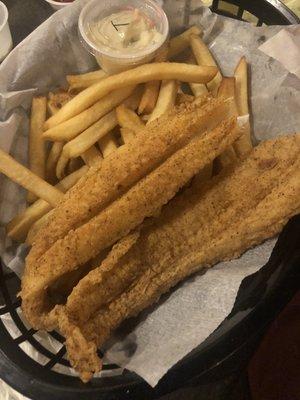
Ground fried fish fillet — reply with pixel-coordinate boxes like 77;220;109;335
49;134;299;382
26;96;232;267
22;104;239;329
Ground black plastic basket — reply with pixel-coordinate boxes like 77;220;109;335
0;2;299;399
211;0;299;25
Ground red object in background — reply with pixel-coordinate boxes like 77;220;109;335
248;291;300;400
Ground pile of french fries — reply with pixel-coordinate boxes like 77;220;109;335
0;25;252;244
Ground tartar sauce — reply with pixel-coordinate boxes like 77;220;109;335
88;9;163;54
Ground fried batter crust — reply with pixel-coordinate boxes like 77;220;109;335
57;134;300;381
22;101;238;329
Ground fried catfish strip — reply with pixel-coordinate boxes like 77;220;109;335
53;134;300;381
22;116;241;329
26;96;233;266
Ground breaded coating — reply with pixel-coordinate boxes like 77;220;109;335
26;96;233;267
22;116;241;329
52;134;300;382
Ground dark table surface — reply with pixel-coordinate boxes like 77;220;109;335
3;0;53;45
1;1;252;399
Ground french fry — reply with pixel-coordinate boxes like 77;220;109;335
116;104;145;135
234;56;252;158
98;132;119;157
55;165;88;191
46;90;74;183
57;90;141;164
147;80;178;123
216;77;238;168
48;102;59;117
234;57;249;116
168;26;202;59
46;142;64;183
187;55;209;97
190;81;209;97
27;96;47;203
138;47;168;115
187;53;213;181
190;34;222;94
217;77;237;105
44;86;135;141
0;148;62;207
120;128;135;144
7;166;88;242
60;111;118;162
67;69;108;91
81;146;103;167
47;90;74;115
56;152;69;180
137;81;160;115
45;62;218;128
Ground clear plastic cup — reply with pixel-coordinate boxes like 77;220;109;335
0;1;13;62
78;0;169;73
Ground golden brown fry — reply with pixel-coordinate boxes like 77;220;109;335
47;90;74;116
217;77;237;105
187;54;209;97
98;132;119;157
27;96;47;203
116;105;145;135
48;102;59;117
59;90;141;163
168;26;202;59
186;55;212;180
43;86;135;141
234;57;249;115
62;111;118;162
81;146;102;167
190;34;222;94
138;81;160;115
120;128;135;143
234;56;252;158
7;166;88;242
190;82;209;97
216;77;238;168
0;148;62;207
67;70;108;91
46;91;73;183
187;58;212;180
138;47;168;114
46;142;64;184
147;80;178;123
44;63;218;128
55;166;88;191
56;152;69;180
